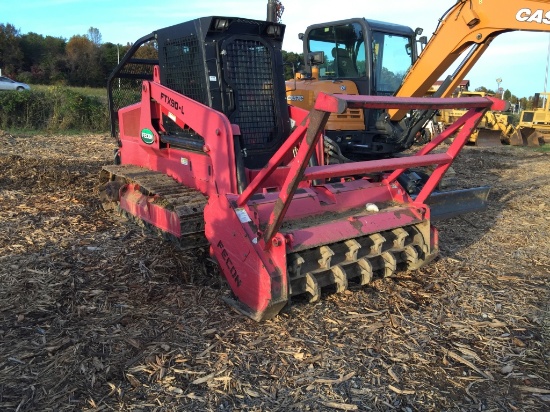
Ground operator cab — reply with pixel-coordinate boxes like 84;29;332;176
303;18;417;96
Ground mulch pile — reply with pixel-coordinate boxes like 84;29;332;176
0;131;548;411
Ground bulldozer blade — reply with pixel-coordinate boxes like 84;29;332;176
423;186;491;221
509;128;524;146
509;127;540;146
474;129;505;147
527;131;544;147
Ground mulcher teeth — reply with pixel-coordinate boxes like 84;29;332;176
287;225;427;302
402;245;420;268
378;251;397;278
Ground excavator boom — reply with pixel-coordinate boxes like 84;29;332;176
391;0;550;120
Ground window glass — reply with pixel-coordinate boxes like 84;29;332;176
308;23;365;79
372;31;413;94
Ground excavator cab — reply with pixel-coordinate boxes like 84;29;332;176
287;18;418;157
303;19;416;93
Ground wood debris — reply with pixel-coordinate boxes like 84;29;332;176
0;132;548;411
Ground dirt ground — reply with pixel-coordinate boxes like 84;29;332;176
0;131;548;412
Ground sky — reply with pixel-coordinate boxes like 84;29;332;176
4;0;550;98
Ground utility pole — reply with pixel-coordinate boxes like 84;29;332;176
544;33;550;109
117;44;121;88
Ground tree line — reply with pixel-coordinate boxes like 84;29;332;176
0;22;541;111
0;23;156;88
473;86;538;112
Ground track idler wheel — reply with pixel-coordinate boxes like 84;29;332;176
102;181;124;201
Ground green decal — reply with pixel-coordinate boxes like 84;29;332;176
141;128;155;145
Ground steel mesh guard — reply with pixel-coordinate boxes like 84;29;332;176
109;53;158;138
111;60;156;113
162;36;208;106
224;38;278;150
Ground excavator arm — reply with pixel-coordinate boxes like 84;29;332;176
390;0;550;121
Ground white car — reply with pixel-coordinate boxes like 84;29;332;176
0;76;30;91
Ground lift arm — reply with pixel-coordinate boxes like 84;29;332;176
390;0;550;120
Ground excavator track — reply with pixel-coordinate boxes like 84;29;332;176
99;165;208;250
285;223;432;303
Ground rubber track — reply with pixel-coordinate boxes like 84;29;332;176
99;165;208;250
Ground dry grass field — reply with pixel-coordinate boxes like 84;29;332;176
0;131;548;411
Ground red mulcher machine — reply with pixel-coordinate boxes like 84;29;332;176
101;15;504;321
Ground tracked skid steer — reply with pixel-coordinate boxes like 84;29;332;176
101;16;504;321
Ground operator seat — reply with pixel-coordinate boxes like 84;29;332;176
332;48;358;77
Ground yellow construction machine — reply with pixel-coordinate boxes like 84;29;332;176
435;91;515;146
286;0;550;158
474;110;516;146
509;92;550;146
436;90;549;147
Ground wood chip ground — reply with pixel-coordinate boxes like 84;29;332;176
0;131;548;411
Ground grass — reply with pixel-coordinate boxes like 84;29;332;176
1;85;110;132
31;84;108;103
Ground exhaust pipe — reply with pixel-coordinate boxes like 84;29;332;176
267;0;277;22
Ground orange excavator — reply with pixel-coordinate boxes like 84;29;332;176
286;0;550;160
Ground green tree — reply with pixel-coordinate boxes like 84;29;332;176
281;50;303;80
519;97;528;110
134;41;158;59
19;32;43;72
0;23;23;76
87;27;102;46
41;35;68;84
19;32;67;84
98;42;132;86
66;35;101;86
475;86;497;95
503;89;511;100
